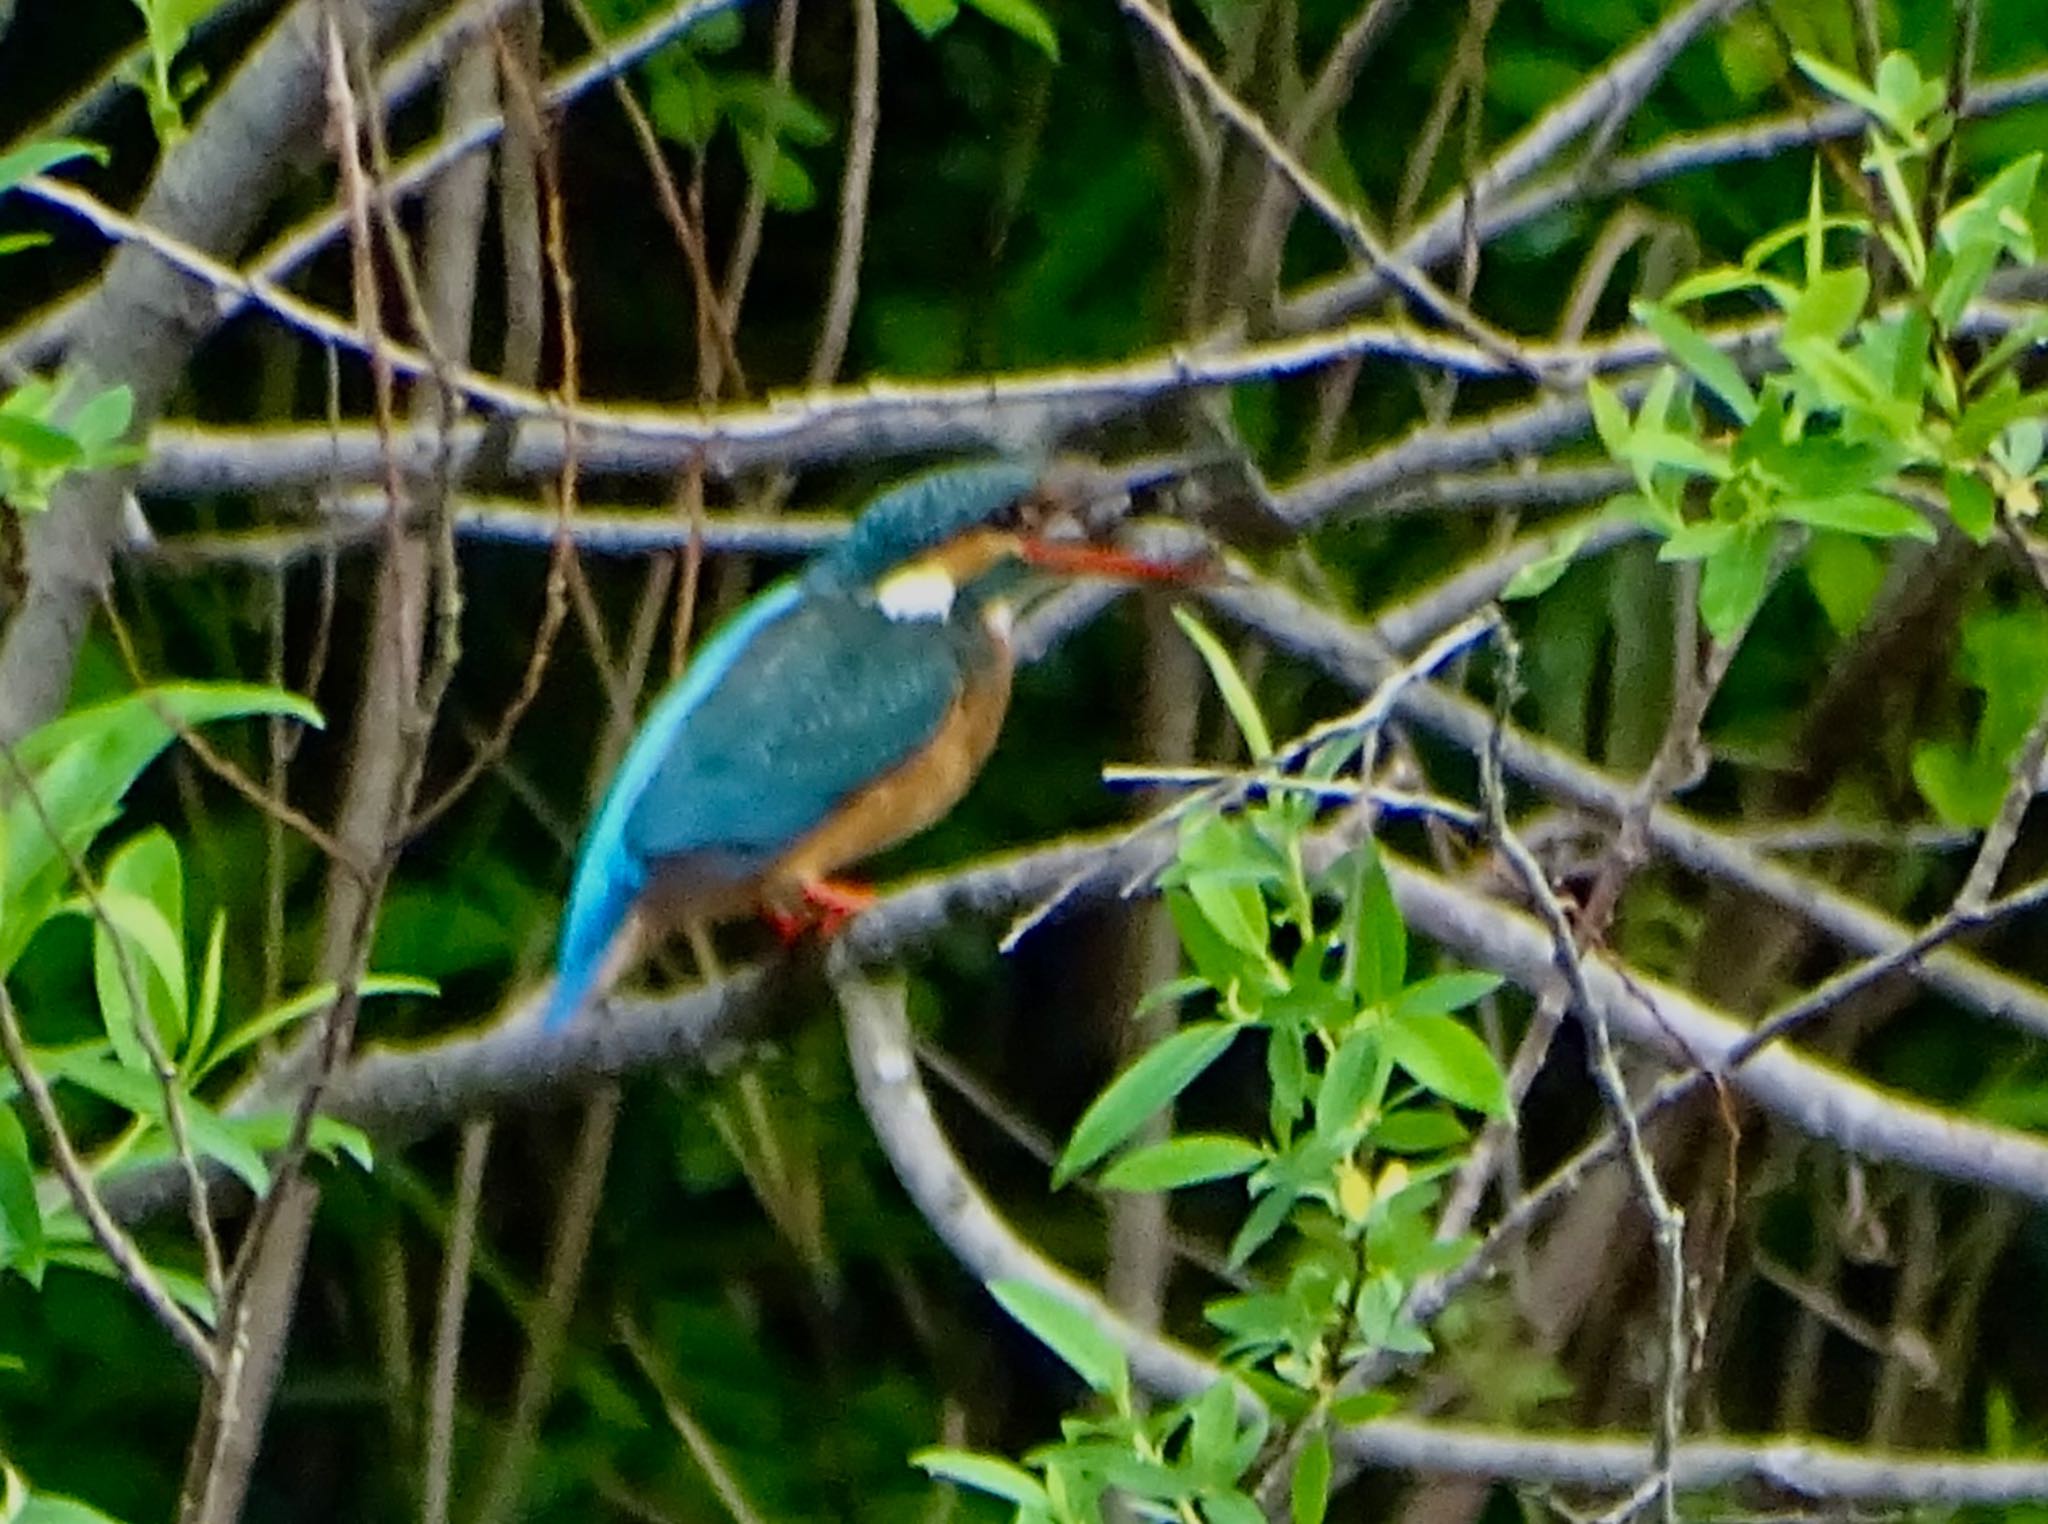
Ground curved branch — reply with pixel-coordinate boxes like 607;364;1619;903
836;963;2048;1505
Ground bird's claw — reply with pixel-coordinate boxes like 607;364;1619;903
763;879;878;945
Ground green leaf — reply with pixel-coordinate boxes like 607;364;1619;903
1946;469;1998;544
0;139;106;199
1623;427;1732;482
1388;971;1503;1022
963;0;1057;57
1995;419;2045;480
195;975;437;1079
1633;302;1756;423
1793;52;1889;125
1501;522;1594;602
1316;1026;1381;1137
1187;873;1270;959
1382;1014;1509;1117
1967;314;2048;391
1167;889;1259;997
1960;607;2048;761
1201;1491;1267;1524
87;829;188;1065
643;54;719;150
990;1279;1125;1392
18;1498;130;1524
0;412;83;473
1665;265;1794;306
212;1110;375;1172
1941;153;2041;258
1783;338;1915;431
1367;1109;1468;1154
37;1241;214;1322
45;1052;269;1191
1226;1180;1298;1268
1586;377;1632;461
1291;1432;1332;1524
1266;1022;1309;1134
1802;532;1885;637
4;687;321;981
1867;132;1927;281
1741;426;1902;500
72;885;187;1072
1934;242;2000;334
0;1104;45;1287
1697;521;1776;642
1955;378;2048;457
1782;266;1869;345
1187;1377;1241;1482
1054;1022;1239;1186
1102;1134;1265;1191
913;1450;1049;1509
1339;843;1404;1005
66;385;133;453
1872;51;1943;135
1132;974;1210;1019
1912;741;2005;831
889;0;959;36
1173;608;1274;759
1329;1389;1400;1426
188;911;225;1071
1656;520;1736;562
1777;492;1932;542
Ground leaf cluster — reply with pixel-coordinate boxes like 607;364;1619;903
923;618;1510;1523
1571;51;2047;645
0;689;431;1315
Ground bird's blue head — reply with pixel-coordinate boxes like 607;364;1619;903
807;459;1201;610
807;461;1042;591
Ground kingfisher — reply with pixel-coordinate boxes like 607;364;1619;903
544;460;1202;1029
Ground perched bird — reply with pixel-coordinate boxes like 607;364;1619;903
544;460;1201;1028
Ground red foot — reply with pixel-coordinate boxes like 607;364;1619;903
803;877;877;936
763;905;809;946
762;878;877;945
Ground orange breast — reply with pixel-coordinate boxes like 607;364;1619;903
768;644;1015;899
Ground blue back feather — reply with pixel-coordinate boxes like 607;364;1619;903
544;580;805;1029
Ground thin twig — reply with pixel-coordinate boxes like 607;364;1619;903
1118;0;1546;380
715;0;799;384
559;0;747;390
421;1119;492;1524
807;0;879;387
1481;629;1688;1524
470;1087;620;1524
618;1315;773;1524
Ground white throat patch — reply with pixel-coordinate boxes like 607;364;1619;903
875;562;957;622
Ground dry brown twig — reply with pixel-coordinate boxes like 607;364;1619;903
1117;0;1549;382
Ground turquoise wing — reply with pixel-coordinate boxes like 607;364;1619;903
547;585;970;1028
622;595;967;861
547;579;805;1028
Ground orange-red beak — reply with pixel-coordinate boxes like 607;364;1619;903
1018;538;1213;584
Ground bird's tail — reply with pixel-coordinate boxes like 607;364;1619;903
545;859;639;1030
